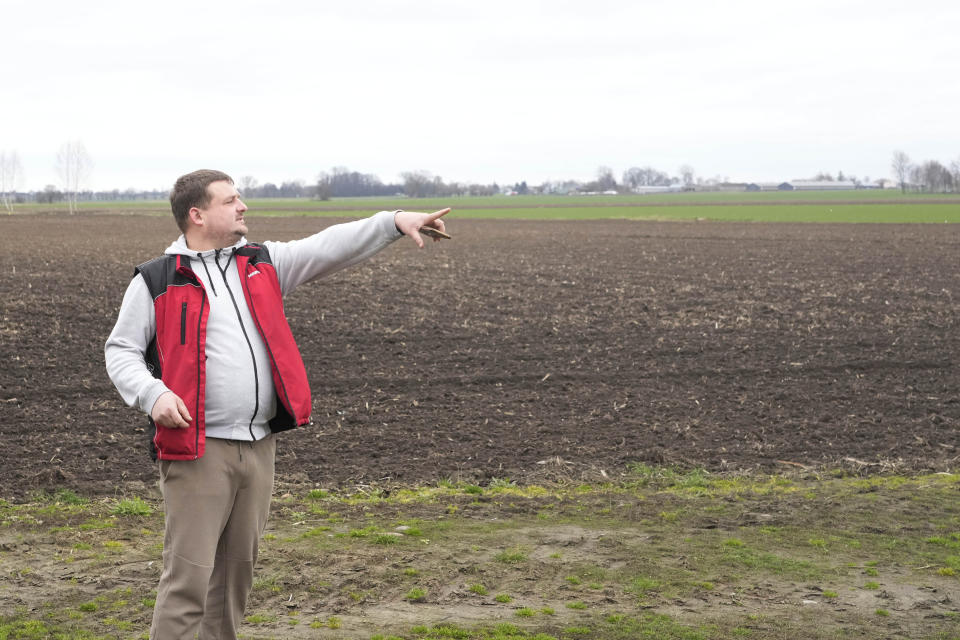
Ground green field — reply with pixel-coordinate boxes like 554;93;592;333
10;190;960;223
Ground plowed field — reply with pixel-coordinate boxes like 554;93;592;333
1;213;957;499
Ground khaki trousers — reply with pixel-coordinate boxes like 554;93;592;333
151;435;276;640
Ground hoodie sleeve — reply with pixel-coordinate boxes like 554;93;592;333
104;273;170;415
264;210;402;295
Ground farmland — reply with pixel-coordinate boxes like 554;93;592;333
0;195;958;638
14;189;960;223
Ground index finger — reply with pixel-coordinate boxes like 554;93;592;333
426;207;451;222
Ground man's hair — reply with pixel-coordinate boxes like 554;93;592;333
169;169;234;232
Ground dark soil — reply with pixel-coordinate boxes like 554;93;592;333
1;213;958;499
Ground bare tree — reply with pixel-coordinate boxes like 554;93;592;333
315;174;332;201
950;158;960;191
622;166;671;189
891;150;911;194
622;167;643;189
595;166;617;191
400;170;436;198
238;175;258;196
0;150;23;214
56;140;93;214
678;164;696;188
908;164;923;192
918;160;953;193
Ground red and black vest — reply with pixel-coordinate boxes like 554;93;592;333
136;243;311;460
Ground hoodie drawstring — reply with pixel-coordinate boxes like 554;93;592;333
198;253;218;296
214;248;237;282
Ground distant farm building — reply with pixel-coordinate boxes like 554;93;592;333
715;182;750;192
746;180;858;192
630;185;686;195
789;180;857;191
745;182;793;191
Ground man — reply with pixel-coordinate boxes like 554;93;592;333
104;169;449;639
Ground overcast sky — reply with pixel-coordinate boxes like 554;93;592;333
3;0;958;191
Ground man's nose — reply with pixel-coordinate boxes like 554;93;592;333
237;199;248;212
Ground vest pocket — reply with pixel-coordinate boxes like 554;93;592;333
180;302;187;345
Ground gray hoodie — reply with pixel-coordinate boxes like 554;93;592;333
105;211;401;441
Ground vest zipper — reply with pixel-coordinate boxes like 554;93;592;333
216;249;260;440
180;302;187;345
194;294;205;459
242;265;296;424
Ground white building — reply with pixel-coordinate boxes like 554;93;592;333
788;180;857;191
631;185;685;195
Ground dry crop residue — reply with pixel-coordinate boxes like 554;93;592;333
0;214;958;497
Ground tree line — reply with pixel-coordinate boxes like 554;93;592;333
4;143;960;213
240;168;501;200
890;150;960;193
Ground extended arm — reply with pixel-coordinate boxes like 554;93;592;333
265;208;451;295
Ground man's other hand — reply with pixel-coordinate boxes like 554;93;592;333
395;208;451;249
151;391;193;428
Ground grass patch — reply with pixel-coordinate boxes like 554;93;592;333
2;468;960;638
397;622;560;639
48;489;88;505
718;539;820;579
111;496;153;517
406;587;428;602
244;613;276;624
0;618;107;639
495;547;528;564
626;576;662;597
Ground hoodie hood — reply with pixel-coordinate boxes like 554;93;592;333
164;234;249;258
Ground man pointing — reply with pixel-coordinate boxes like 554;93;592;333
105;169;449;639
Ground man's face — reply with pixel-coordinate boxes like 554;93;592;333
195;180;248;247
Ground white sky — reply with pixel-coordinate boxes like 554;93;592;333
2;0;958;191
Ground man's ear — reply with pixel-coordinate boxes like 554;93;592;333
188;207;203;227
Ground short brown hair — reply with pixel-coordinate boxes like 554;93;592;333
169;169;234;232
